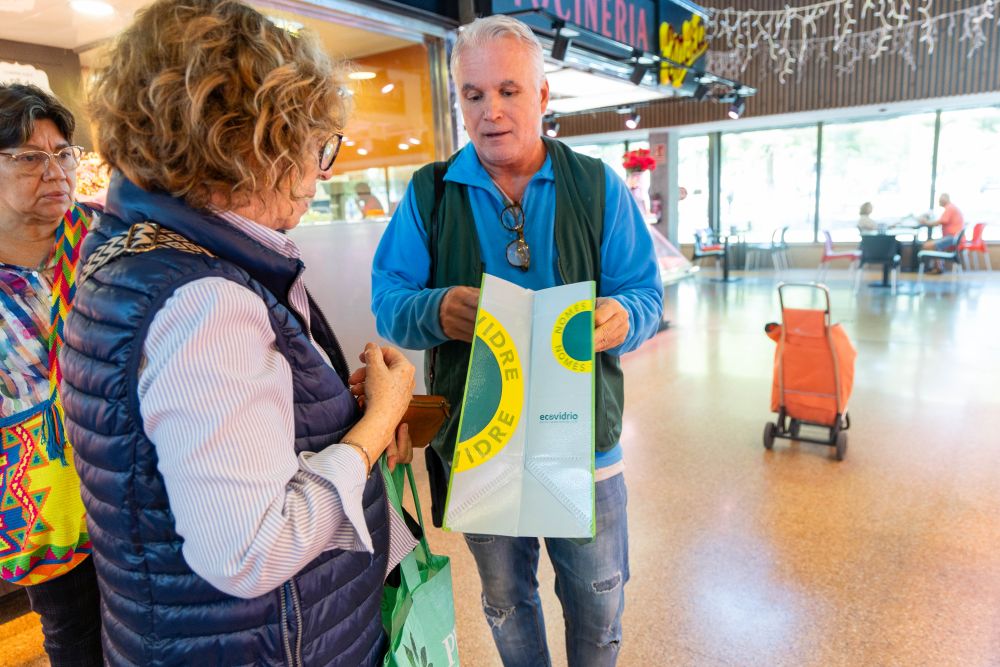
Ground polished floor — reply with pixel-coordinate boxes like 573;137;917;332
5;266;1000;666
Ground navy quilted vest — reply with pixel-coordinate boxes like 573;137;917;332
61;175;389;666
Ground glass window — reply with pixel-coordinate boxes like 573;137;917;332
296;37;438;225
571;140;650;182
820;114;936;242
573;142;627;180
936;107;1000;241
721;127;818;243
677;135;709;244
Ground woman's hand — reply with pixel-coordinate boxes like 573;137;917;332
385;423;414;472
342;343;415;470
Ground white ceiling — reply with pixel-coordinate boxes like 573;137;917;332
0;0;680;115
0;0;414;57
546;67;673;114
0;0;148;50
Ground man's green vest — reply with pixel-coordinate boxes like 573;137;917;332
413;138;624;468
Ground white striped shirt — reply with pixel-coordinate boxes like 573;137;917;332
137;210;416;600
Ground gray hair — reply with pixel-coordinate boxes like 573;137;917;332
451;15;545;85
0;83;75;150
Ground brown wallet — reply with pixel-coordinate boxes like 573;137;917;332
400;395;451;448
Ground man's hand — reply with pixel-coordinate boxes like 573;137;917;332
594;297;629;353
440;286;480;342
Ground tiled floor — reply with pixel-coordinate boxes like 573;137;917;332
5;267;1000;666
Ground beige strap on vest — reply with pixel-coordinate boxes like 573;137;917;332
79;222;215;284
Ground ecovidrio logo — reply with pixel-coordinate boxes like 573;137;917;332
551;299;594;373
453;311;524;472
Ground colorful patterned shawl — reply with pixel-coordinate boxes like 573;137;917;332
0;202;92;585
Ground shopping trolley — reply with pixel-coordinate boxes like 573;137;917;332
763;282;856;460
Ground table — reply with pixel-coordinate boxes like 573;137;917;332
877;225;930;272
710;230;747;283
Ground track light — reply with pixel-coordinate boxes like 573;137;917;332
615;105;641;130
543;117;560;138
693;83;709;101
550;21;577;62
728;97;746;120
628;52;654;86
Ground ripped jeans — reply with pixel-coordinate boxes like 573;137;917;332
463;473;629;667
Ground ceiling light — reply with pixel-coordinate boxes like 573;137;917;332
343;140;355;147
398;143;410;150
728;98;746;120
628;50;653;86
357;148;368;156
629;62;651;86
550;22;574;62
348;71;376;80
617;107;641;129
70;0;113;17
408;137;421;145
381;83;395;94
543;117;560;138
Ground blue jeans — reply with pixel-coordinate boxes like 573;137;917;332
464;473;629;667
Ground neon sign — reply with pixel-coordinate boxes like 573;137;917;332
658;13;707;87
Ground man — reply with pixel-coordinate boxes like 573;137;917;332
371;15;662;666
920;193;964;273
355;181;386;218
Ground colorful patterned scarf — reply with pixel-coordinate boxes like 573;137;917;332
40;204;89;464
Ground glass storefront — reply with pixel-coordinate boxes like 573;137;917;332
820;114;936;242
677;135;709;245
573;140;649;183
300;38;443;225
70;1;451;225
567;101;1000;244
720;126;817;244
936;107;1000;235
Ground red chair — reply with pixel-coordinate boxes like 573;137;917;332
817;230;861;281
957;223;991;271
692;228;724;271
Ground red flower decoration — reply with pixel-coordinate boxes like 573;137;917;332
622;148;656;172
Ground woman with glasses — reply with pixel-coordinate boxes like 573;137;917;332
59;1;417;664
0;83;102;666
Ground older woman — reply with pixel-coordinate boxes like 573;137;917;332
61;1;417;665
0;84;102;666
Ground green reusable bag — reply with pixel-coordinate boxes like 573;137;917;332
380;459;460;667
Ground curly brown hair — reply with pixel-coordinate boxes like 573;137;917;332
88;0;348;210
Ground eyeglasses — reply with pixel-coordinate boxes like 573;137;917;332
500;202;530;271
0;145;84;176
319;134;343;171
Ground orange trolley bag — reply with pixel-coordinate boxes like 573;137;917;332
763;282;856;460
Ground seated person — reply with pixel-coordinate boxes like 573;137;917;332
919;193;964;273
857;202;878;233
355;182;385;218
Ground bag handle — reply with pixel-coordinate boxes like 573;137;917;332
380;458;432;564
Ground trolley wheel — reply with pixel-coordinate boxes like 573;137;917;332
834;431;848;461
763;422;776;450
789;419;801;438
